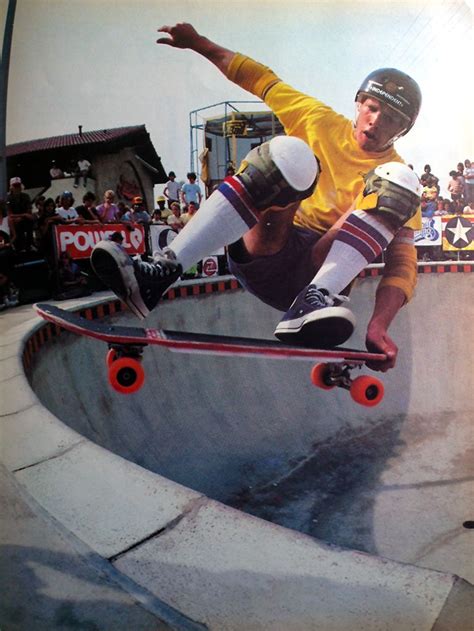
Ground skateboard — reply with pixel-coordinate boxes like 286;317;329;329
34;303;386;406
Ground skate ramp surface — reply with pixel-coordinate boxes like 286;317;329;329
29;271;474;585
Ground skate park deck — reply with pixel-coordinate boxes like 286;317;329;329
1;266;473;630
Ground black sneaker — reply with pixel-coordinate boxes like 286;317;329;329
90;240;182;319
274;284;355;348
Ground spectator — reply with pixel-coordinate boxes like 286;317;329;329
181;172;202;209
0;200;9;233
0;199;18;306
75;191;100;223
420;164;439;192
0;229;18;309
422;182;438;202
463;159;474;204
33;196;46;217
96;190;120;223
36;197;61;257
447;170;464;202
55;250;91;300
463;200;474;214
163;171;182;208
49;161;64;179
6;177;35;252
116;201;130;220
453;199;464;215
421;197;436;218
73;157;91;188
152;209;166;224
0;198;14;242
456;162;466;196
442;199;454;214
434;198;448;216
167;201;184;231
156;195;171;220
180;200;198;226
56;191;79;223
121;196;152;225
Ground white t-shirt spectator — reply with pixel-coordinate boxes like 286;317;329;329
78;159;91;172
165;180;181;201
56;206;79;221
167;214;182;230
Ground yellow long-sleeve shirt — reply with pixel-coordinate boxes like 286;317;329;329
226;53;419;300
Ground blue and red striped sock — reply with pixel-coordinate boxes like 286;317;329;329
310;210;394;295
165;176;258;272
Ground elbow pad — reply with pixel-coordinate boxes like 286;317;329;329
359;162;422;231
378;239;417;302
227;53;281;99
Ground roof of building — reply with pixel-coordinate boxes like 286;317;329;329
6;124;168;185
6;125;148;157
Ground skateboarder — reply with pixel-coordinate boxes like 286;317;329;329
91;22;422;372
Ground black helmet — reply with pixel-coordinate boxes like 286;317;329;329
356;68;422;135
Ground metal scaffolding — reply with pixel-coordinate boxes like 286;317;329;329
189;100;284;189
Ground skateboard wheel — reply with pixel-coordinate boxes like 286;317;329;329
310;363;336;390
106;348;118;368
350;375;384;407
108;357;145;394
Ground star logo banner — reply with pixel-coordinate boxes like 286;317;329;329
442;214;474;251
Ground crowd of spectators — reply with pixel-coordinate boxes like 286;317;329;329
0;158;472;311
0;167;209;309
415;158;473;262
418;159;474;218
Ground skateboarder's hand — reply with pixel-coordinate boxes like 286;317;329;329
157;23;201;49
156;23;234;73
365;324;397;372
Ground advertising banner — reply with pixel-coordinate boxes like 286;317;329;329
442;214;474;251
414;216;442;247
54;224;146;259
149;224;177;253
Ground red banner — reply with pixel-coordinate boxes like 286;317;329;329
54;224;146;259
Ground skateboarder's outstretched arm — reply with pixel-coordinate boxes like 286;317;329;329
157;23;234;74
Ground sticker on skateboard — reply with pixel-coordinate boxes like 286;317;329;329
34;303;386;406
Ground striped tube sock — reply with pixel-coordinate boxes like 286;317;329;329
310;210;394;295
167;176;258;272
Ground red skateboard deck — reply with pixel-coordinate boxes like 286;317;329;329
34;303;386;405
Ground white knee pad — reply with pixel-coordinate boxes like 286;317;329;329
374;162;422;196
269;136;319;192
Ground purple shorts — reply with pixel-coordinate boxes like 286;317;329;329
228;226;321;312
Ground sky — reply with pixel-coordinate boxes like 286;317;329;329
2;0;473;198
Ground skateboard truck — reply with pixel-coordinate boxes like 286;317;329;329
311;361;384;407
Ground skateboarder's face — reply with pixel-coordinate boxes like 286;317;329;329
354;97;406;152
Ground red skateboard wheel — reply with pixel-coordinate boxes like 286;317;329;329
350;375;384;407
310;363;336;390
108;357;145;394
